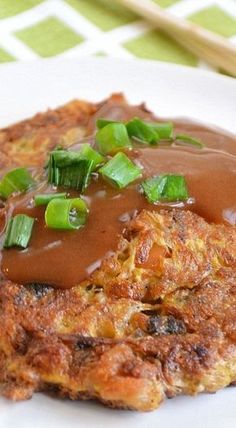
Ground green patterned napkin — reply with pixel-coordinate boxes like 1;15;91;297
0;0;236;73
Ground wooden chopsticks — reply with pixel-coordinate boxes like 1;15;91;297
117;0;236;76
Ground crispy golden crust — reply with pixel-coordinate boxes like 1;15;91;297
0;100;92;169
0;93;127;169
92;209;236;301
0;209;235;410
0;96;235;411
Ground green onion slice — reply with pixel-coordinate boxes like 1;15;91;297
3;214;35;249
99;152;141;189
96;118;119;129
141;174;189;203
34;192;67;206
0;168;35;199
126;117;160;145
96;123;131;154
48;150;93;191
48;149;83;169
78;144;105;170
150;122;173;139
45;198;88;230
58;160;93;191
175;134;204;148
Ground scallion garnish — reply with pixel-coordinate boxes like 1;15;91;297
141;174;189;203
99;152;141;189
34;193;67;206
59;161;93;191
78;144;105;170
49;150;81;169
48;150;93;191
96;118;119;129
151;122;173;139
126;117;160;145
96;123;131;154
0;168;35;199
3;214;34;249
126;118;173;144
175;134;204;148
45;198;88;230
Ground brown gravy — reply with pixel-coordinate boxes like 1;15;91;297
1;105;236;289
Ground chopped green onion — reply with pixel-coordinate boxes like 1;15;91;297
150;122;173;139
175;134;204;148
96;118;119;129
48;150;93;191
141;174;189;203
0;168;35;199
59;161;93;191
49;150;80;169
34;192;67;206
96;123;131;154
78;144;105;170
3;214;34;249
99;152;141;189
45;198;88;230
126;117;160;145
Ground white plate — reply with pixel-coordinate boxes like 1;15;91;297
0;57;235;428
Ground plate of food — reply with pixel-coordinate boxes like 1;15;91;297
0;57;235;428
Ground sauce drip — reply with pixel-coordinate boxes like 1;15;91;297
0;105;236;289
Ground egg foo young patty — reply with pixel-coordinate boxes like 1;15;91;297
0;95;235;411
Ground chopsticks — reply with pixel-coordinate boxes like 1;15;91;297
117;0;236;76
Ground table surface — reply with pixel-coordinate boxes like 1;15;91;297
0;0;235;74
